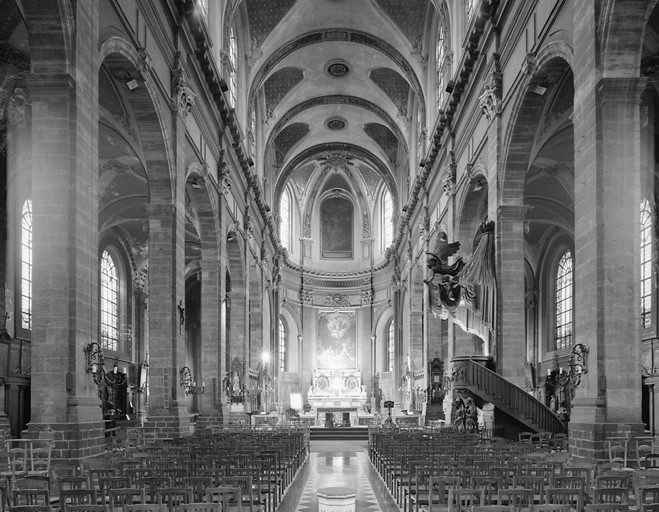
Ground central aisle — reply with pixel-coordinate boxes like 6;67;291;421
278;440;400;511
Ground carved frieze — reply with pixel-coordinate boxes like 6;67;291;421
324;294;351;308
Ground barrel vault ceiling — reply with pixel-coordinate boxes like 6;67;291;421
243;0;433;211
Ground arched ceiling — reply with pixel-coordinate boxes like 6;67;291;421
239;0;433;207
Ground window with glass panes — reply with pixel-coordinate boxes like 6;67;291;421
436;13;448;108
21;200;32;330
100;250;119;351
228;26;238;108
641;199;653;328
278;318;286;373
386;320;395;372
382;189;393;251
280;189;291;250
555;250;573;350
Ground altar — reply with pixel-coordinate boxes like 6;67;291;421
307;369;367;426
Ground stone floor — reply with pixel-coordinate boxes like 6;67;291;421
278;440;400;511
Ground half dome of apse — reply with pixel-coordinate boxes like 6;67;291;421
369;67;410;116
264;67;305;116
374;0;430;45
364;123;399;164
274;122;310;165
245;0;298;46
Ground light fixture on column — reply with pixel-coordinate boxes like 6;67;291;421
180;366;205;396
555;343;590;389
124;73;139;91
83;342;105;386
104;361;127;387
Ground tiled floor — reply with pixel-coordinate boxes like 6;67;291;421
278;440;400;511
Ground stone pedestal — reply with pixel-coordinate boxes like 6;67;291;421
317;487;356;512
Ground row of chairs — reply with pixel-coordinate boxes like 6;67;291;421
3;426;310;512
369;428;659;512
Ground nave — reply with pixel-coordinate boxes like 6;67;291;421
3;425;659;512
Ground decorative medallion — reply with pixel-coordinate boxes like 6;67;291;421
326;59;351;78
325;116;347;130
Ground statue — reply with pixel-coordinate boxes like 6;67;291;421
425;230;465;311
308;384;315;398
453;395;479;433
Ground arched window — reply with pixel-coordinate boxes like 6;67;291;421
278;318;286;373
20;199;32;331
436;8;449;109
100;250;119;351
280;188;291;250
641;199;653;329
555;250;573;350
381;188;393;251
228;25;238;108
386;319;395;372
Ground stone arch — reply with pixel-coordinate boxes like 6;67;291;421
456;164;488;252
599;0;659;77
185;162;220;263
500;48;573;204
98;36;175;203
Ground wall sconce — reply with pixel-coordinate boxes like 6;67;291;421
555;343;589;389
83;342;105;386
180;366;204;396
104;362;127;387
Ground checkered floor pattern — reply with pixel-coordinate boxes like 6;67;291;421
293;451;393;511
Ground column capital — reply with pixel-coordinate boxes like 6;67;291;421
597;77;652;105
497;204;529;220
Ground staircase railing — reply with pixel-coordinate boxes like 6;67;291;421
456;358;566;434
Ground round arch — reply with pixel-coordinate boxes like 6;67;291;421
98;36;176;203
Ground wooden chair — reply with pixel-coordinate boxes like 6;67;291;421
87;470;117;491
59;477;89;491
497;489;533;511
155;488;192;511
66;506;108;512
181;478;212;503
470;507;513;512
97;478;131;505
8;506;51;512
585;505;629;512
205;487;242;511
448;489;485;512
544;488;584;511
428;476;461;511
220;477;262;512
643;454;659;469
593;487;628;504
637;485;659;510
142;477;171;504
608;439;628;468
59;490;97;512
179;504;221;512
108;489;145;512
122;506;167;512
519;433;533;445
530;506;570;512
12;490;49;507
513;476;544;504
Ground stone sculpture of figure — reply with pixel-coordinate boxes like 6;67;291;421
360;384;366;397
308;384;315;398
232;371;241;396
464;396;478;433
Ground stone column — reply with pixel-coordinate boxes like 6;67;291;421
495;205;528;388
146;203;189;438
569;76;648;459
197;259;222;427
25;61;105;458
